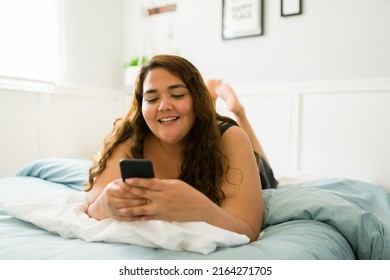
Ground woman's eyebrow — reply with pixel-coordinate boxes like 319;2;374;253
143;89;157;95
143;84;187;94
167;84;187;90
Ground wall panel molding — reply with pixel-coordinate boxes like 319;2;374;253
230;78;390;191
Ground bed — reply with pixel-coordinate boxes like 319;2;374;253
0;157;389;260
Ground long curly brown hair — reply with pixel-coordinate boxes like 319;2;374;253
86;54;235;205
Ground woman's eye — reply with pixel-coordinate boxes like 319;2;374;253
145;97;158;103
172;94;185;98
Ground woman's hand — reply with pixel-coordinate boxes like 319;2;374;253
117;178;213;222
87;179;151;221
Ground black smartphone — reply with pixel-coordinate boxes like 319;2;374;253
119;159;155;181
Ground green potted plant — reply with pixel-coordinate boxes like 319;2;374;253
124;55;148;88
124;55;148;68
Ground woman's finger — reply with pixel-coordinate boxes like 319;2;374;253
123;178;163;200
118;202;156;219
125;178;161;190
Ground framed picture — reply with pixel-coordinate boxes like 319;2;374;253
281;0;302;17
222;0;263;40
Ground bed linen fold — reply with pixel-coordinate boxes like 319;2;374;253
263;178;390;259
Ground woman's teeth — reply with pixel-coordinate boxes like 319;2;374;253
160;117;178;123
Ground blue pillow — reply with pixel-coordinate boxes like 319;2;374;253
15;157;93;191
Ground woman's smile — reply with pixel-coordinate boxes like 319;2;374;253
158;116;179;124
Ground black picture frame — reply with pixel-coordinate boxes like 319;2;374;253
281;0;302;17
222;0;264;40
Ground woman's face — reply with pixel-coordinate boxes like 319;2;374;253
142;67;195;145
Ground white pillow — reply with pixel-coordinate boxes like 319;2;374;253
1;190;249;254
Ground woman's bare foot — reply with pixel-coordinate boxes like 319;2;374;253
206;79;221;101
215;82;243;116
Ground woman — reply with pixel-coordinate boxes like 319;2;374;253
86;55;263;241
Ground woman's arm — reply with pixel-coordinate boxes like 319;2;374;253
212;125;263;240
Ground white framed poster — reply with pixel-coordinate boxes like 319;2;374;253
222;0;263;40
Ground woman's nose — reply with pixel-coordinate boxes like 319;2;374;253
158;97;173;111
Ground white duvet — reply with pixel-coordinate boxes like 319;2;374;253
1;190;249;254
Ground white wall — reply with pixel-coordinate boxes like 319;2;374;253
124;0;390;84
59;0;125;89
0;78;130;177
0;0;127;177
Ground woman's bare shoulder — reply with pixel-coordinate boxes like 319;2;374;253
220;125;250;145
114;140;132;158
